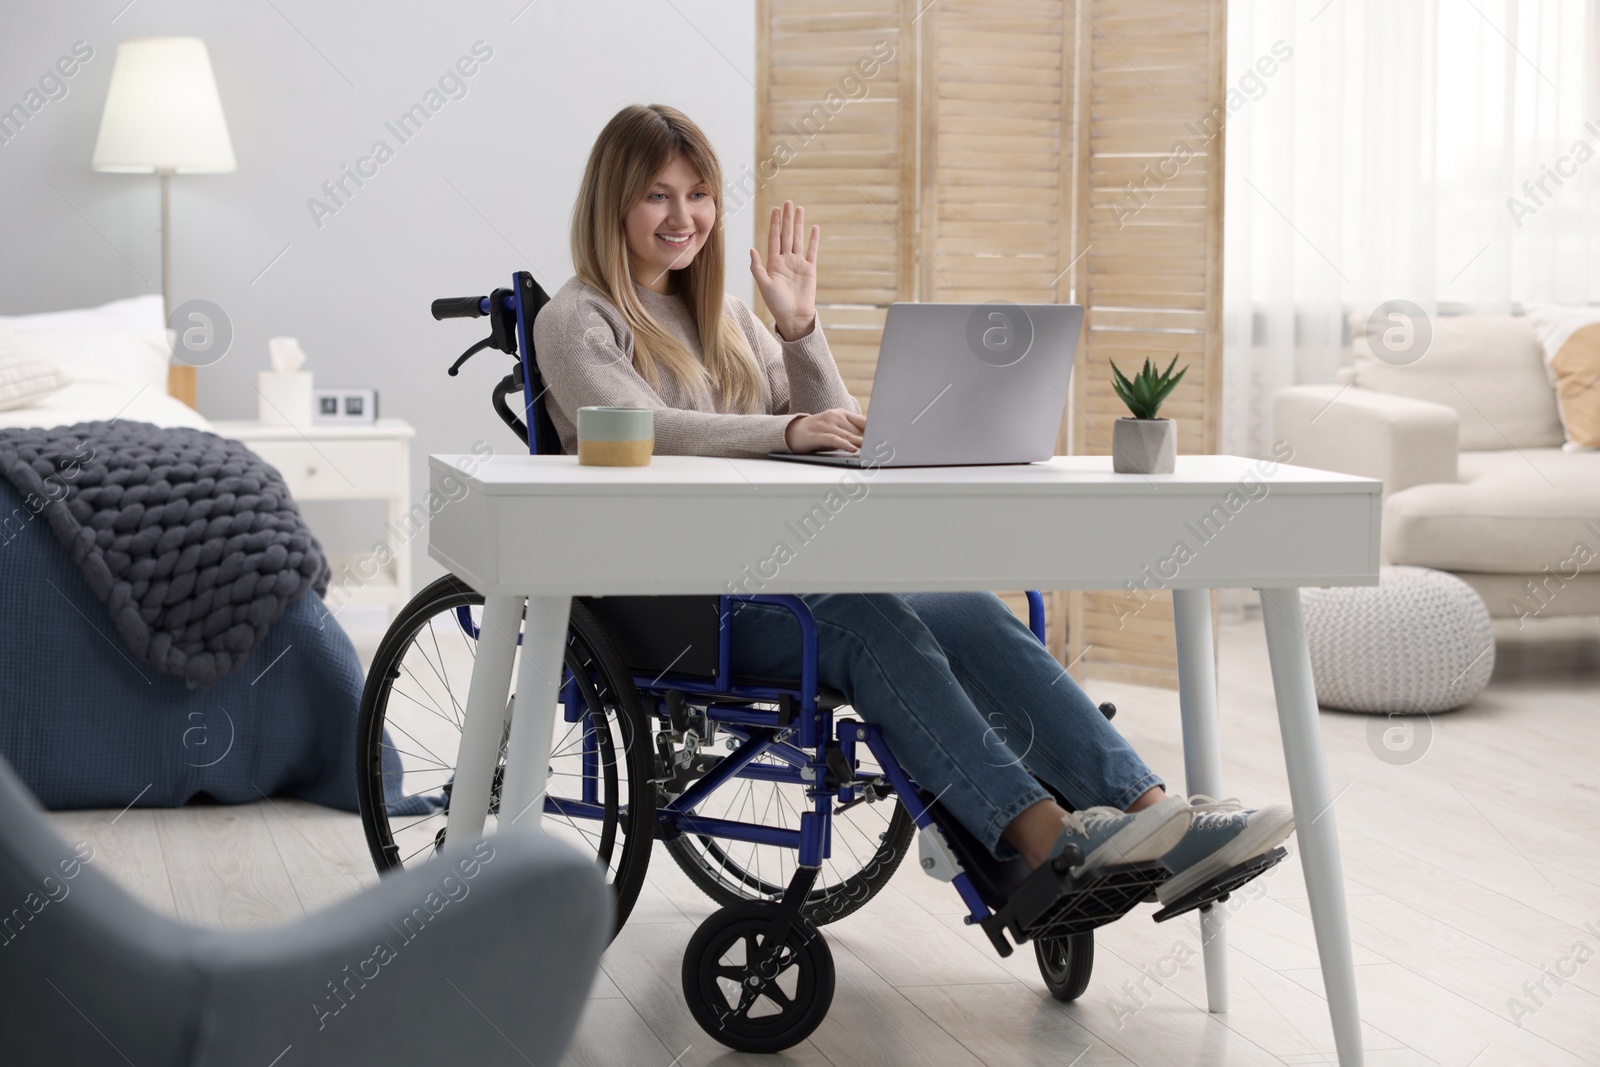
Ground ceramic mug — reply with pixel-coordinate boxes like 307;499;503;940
577;406;654;466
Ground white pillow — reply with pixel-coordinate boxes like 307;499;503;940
0;324;71;412
0;295;171;393
8;331;171;392
1;294;165;334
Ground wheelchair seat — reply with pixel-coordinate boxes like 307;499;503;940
577;594;851;709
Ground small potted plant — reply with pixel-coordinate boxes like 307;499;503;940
1109;354;1187;474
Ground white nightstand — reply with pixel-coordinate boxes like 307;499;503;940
212;418;416;620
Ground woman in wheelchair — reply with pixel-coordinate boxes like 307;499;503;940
526;103;1297;912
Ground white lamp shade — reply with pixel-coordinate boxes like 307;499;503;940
92;38;235;173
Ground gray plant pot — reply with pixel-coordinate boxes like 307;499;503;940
1112;417;1176;474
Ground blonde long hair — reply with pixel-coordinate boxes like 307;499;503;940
570;104;766;412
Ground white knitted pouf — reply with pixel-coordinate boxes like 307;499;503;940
1300;566;1495;713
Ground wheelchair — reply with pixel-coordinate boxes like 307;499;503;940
354;271;1285;1053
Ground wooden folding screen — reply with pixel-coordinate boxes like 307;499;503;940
753;0;1225;686
1063;1;1227;688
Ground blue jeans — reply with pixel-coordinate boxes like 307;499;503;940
727;592;1163;858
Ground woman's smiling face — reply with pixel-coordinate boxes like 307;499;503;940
624;154;716;293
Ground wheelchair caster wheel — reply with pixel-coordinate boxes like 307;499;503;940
1035;931;1094;1001
681;902;834;1053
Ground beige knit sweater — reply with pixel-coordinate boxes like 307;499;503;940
531;276;860;457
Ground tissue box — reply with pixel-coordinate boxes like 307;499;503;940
258;370;313;427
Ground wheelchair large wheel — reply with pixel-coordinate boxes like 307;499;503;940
682;902;834;1053
663;746;914;925
356;575;654;933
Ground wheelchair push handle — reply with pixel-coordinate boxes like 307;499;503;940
434;288;519;376
431;296;490;320
429;272;557;454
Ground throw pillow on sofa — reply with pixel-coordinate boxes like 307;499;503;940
1528;305;1600;451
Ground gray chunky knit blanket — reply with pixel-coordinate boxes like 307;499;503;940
0;421;331;688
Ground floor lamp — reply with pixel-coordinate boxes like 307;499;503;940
92;37;235;407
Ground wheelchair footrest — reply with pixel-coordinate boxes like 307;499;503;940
1151;846;1289;924
980;857;1169;956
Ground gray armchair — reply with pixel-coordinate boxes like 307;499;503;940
0;754;609;1066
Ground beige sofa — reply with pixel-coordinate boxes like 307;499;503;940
1274;313;1600;623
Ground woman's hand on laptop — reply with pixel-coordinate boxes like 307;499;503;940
785;409;866;454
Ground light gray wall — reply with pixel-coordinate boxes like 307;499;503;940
0;0;755;588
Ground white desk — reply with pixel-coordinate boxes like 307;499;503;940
428;453;1381;1066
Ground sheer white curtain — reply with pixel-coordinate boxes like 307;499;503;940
1221;0;1600;459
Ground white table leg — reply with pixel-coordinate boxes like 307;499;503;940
1259;586;1363;1066
1172;587;1228;1013
445;594;524;853
497;595;572;832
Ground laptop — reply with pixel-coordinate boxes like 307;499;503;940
768;301;1083;468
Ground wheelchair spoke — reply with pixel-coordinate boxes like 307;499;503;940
551;719;609;765
382;718;456;775
383;785;448;808
390;665;464;733
408;620;460;690
421;621;467;729
751;774;782;891
401;830;451;866
731;780;760;891
379;741;452;772
378;767;454;787
393;807;446;833
547;807;606;853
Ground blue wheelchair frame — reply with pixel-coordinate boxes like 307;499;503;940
449;271;1054;942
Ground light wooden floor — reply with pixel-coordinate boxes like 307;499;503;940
48;611;1600;1066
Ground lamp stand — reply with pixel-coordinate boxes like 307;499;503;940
159;168;172;322
158;169;198;407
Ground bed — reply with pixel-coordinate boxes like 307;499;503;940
0;296;367;811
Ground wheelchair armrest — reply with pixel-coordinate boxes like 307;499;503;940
720;595;821;706
1025;591;1045;644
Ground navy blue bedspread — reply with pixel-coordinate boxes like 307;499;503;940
0;478;365;812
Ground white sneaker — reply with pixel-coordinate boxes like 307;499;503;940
1155;795;1295;904
1047;794;1193;872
